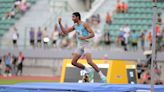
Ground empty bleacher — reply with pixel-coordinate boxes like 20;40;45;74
0;0;36;37
108;0;164;42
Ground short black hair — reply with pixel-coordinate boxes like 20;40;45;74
72;12;81;20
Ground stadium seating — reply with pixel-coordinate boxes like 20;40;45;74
108;0;164;42
0;0;36;37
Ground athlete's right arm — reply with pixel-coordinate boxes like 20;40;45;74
58;17;74;35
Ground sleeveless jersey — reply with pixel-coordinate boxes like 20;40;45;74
74;23;90;46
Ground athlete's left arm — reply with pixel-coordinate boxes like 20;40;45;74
80;23;95;40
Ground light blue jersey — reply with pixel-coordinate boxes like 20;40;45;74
74;22;90;46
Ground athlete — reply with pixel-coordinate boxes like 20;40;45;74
58;12;107;82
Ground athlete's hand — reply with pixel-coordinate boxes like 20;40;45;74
58;16;62;24
79;36;86;40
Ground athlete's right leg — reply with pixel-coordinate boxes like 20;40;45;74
71;53;85;69
85;53;107;83
84;45;107;83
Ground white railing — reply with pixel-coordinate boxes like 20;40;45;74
82;0;105;21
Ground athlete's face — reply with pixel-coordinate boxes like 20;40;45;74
72;15;78;23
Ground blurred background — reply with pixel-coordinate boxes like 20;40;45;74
0;0;164;85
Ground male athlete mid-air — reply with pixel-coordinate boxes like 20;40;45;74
58;12;107;82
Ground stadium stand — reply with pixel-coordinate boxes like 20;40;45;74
0;0;36;37
108;0;164;42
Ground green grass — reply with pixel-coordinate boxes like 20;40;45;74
0;79;58;85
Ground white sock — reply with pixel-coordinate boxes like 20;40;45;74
84;67;91;73
98;71;105;78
